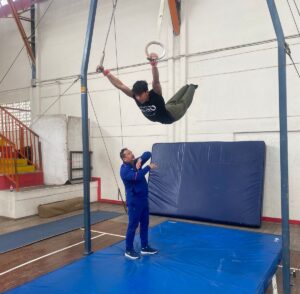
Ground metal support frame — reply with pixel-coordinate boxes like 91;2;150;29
266;1;291;293
79;2;291;290
80;0;98;255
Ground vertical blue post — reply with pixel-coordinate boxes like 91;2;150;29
30;1;36;87
266;1;290;293
80;0;98;255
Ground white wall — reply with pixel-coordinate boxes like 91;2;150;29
31;115;88;184
0;182;98;218
32;115;69;185
1;0;300;220
67;116;84;152
0;9;31;95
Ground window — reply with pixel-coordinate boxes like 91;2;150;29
0;0;18;6
0;0;8;6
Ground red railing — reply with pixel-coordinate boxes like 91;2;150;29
0;106;42;173
0;134;19;190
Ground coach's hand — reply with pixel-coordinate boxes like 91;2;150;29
149;163;157;170
136;158;142;169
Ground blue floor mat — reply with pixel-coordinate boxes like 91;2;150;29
0;210;121;254
6;221;282;294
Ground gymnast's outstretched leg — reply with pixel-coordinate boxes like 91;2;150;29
165;84;198;122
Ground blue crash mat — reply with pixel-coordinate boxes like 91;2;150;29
6;221;281;294
148;142;266;227
0;210;121;254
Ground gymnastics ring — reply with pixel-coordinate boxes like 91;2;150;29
145;41;166;61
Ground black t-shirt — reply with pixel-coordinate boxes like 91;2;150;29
134;90;174;124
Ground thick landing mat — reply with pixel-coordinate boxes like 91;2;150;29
0;210;121;254
149;142;266;227
6;221;281;294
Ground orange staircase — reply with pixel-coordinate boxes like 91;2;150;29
0;106;43;191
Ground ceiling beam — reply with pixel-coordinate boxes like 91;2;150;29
7;0;35;65
168;0;180;35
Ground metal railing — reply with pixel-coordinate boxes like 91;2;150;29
0;106;43;190
0;106;42;171
0;134;19;190
69;151;92;182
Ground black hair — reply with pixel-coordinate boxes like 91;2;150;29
132;80;148;96
120;148;128;160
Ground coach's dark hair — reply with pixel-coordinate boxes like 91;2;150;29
120;148;128;160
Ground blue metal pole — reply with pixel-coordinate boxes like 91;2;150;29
30;1;36;87
80;0;98;255
266;1;290;293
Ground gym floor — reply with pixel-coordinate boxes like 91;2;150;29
0;203;299;294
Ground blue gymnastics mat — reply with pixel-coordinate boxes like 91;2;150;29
0;211;121;254
6;221;281;294
149;142;266;227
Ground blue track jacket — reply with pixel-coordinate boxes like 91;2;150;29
120;152;151;205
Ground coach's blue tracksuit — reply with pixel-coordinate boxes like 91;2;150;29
120;151;151;251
